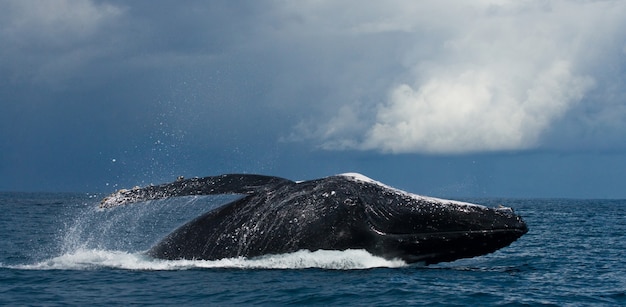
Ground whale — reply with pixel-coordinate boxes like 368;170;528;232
100;173;528;264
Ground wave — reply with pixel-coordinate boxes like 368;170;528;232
9;249;407;271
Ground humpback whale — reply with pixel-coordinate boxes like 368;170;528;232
100;173;527;264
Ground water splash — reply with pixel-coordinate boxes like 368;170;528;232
9;195;406;271
13;249;406;271
60;195;239;253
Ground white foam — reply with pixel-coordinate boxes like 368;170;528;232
11;249;406;271
338;172;485;209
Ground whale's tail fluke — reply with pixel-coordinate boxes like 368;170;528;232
100;174;294;208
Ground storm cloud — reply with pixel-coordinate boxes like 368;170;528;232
1;0;626;195
272;1;626;153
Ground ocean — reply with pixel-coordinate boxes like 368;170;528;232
0;193;624;306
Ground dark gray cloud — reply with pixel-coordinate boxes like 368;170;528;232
1;0;626;196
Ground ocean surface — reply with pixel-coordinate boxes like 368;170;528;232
0;193;624;306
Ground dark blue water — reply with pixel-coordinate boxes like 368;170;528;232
1;193;624;306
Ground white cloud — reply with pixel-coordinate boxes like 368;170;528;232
277;0;626;153
363;61;593;153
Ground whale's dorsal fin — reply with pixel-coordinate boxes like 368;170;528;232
100;174;294;208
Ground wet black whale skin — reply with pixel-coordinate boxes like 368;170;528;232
101;174;528;264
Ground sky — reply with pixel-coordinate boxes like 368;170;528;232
1;0;626;198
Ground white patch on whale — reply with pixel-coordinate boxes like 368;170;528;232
338;172;486;210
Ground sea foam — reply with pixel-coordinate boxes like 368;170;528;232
11;249;407;271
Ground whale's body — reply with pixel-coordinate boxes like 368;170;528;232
101;173;527;264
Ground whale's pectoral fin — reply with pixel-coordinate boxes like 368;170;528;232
99;174;294;208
